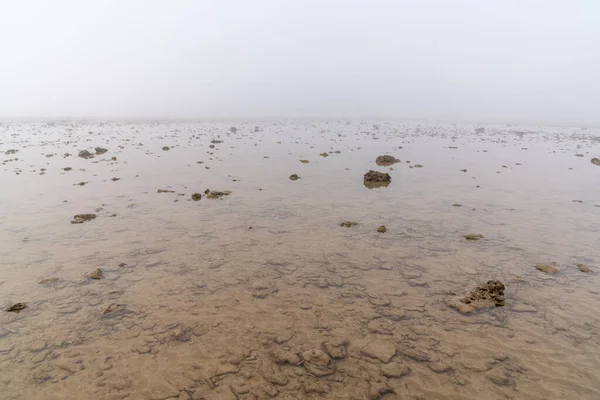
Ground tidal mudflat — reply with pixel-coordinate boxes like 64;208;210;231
1;120;599;399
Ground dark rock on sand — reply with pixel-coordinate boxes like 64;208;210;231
86;268;104;280
320;152;329;157
375;155;400;166
536;263;559;274
5;303;26;313
94;147;108;155
78;150;94;159
205;190;232;199
377;225;387;233
364;170;391;182
574;263;592;273
289;174;300;181
300;159;309;163
364;170;391;188
464;234;484;241
447;280;505;313
452;203;462;207
162;146;170;151
157;189;175;193
229;126;237;133
591;158;600;166
340;221;358;228
302;349;336;376
191;193;202;201
111;177;120;181
63;167;72;171
71;214;97;224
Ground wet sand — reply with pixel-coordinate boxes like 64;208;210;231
1;120;599;399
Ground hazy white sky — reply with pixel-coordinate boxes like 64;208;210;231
1;0;599;125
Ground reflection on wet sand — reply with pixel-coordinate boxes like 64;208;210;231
0;121;599;399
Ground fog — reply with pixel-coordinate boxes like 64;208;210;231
1;0;599;125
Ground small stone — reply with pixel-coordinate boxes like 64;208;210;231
71;214;96;224
375;155;400;166
5;303;26;313
574;263;592;273
464;234;483;241
535;263;559;274
447;280;505;313
340;221;358;228
78;150;94;159
300;160;309;163
320;152;329;157
162;146;170;151
289;174;300;181
591;157;600;166
86;268;104;280
452;203;462;207
191;193;202;201
377;225;386;233
111;177;120;181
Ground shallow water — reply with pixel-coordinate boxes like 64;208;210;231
1;120;599;400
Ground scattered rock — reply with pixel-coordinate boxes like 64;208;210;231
364;170;391;188
205;190;232;199
340;221;358;228
289;174;300;181
63;167;72;171
464;234;483;241
574;263;592;273
229;127;237;134
460;169;467;172
302;349;336;376
360;340;397;363
452;203;462;207
86;268;104;280
575;154;584;157
535;263;559;274
5;303;26;313
111;177;120;181
71;214;97;224
162;146;170;151
364;170;391;182
320;152;329;157
447;280;505;313
78;150;94;159
377;225;387;233
157;189;175;193
94;147;108;155
191;193;202;201
300;160;309;163
591;157;600;166
375;155;400;166
413;164;424;168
